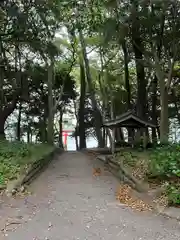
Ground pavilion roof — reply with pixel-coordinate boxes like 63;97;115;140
103;111;156;129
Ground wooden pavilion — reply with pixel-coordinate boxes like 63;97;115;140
103;110;156;151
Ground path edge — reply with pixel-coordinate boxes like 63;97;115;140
83;149;180;222
6;147;63;196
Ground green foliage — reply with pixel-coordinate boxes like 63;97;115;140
148;144;180;179
0;141;54;185
148;144;180;205
165;183;180;206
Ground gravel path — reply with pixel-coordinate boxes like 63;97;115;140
1;151;180;240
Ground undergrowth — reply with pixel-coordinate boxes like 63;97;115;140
116;144;180;206
0;141;54;186
148;144;180;206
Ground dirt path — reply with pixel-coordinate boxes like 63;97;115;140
1;151;180;240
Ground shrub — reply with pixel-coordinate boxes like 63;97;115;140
148;144;180;179
165;183;180;206
148;144;180;205
0;141;54;185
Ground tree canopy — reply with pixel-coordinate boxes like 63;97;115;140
0;0;180;147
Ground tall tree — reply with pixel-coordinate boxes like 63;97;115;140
77;14;104;147
131;0;147;119
78;57;87;149
47;59;54;145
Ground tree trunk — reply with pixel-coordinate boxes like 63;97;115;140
0;39;4;110
151;77;158;142
47;60;54;145
0;103;18;139
79;59;87;149
155;61;169;144
26;114;30;143
132;35;146;119
0;116;5;139
42;122;47;143
152;10;165;143
102;128;106;146
131;1;147;119
27;126;30;143
39;119;47;143
16;102;22;141
0;40;18;139
160;85;169;143
152;6;165;143
122;39;134;141
110;96;115;154
122;39;131;109
115;128;124;142
78;27;104;147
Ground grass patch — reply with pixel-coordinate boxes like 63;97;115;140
0;141;54;186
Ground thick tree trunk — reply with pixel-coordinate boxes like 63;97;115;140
115;128;124;142
78;27;104;147
131;1;147;145
39;120;47;143
0;39;18;139
160;86;169;143
0;101;18;139
155;60;169;144
47;60;54;145
131;1;147;119
78;59;86;149
132;37;146;119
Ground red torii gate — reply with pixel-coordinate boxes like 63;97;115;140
62;130;73;149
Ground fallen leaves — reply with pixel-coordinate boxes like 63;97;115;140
152;193;168;212
116;184;153;212
93;167;101;176
132;162;147;180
